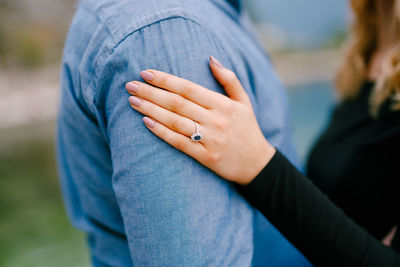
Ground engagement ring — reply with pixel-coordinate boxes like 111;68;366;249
191;121;203;142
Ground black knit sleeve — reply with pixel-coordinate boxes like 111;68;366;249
239;150;400;267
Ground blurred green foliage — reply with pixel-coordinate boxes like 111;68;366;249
0;24;64;69
8;29;46;68
0;0;70;69
0;25;5;58
0;123;89;267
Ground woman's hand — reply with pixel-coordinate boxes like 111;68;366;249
125;57;276;185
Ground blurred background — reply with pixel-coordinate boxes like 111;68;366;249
0;0;348;266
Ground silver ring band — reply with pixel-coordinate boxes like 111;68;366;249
191;121;203;142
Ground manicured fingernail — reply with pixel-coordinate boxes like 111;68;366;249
140;71;154;81
143;117;156;128
210;56;224;69
129;96;142;107
126;82;139;93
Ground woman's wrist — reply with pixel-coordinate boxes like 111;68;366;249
240;140;276;185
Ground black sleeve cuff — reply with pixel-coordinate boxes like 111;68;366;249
237;149;286;207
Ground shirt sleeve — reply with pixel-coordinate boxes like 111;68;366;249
93;18;256;265
240;150;400;266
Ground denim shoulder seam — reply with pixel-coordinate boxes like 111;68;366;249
89;15;230;99
79;0;207;46
113;15;202;51
77;1;231;86
80;10;230;145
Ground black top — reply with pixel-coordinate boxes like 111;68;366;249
240;151;400;266
307;81;400;240
240;81;400;266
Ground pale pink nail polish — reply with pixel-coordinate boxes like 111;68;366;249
126;82;139;93
143;117;156;128
210;56;224;68
129;96;142;107
140;71;154;81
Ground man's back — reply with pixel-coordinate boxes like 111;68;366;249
58;0;308;265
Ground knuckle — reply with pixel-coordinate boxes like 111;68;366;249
214;118;229;131
170;117;184;131
226;70;237;80
141;85;153;97
207;152;222;164
217;138;228;147
214;136;228;147
220;100;234;113
242;95;251;104
222;70;237;85
182;82;195;95
169;97;185;111
157;76;168;88
174;139;187;151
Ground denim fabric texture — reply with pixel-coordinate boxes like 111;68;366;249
57;0;310;266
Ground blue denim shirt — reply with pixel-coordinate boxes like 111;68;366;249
57;0;310;266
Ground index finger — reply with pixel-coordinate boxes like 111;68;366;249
140;69;225;109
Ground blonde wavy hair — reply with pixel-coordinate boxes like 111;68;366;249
336;0;400;116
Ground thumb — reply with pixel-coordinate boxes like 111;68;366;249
209;56;249;104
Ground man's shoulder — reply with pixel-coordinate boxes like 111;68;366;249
78;0;221;45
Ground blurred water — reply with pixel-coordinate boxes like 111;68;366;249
245;0;349;47
288;81;336;167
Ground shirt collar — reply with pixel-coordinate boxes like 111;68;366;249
210;0;242;14
226;0;241;12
